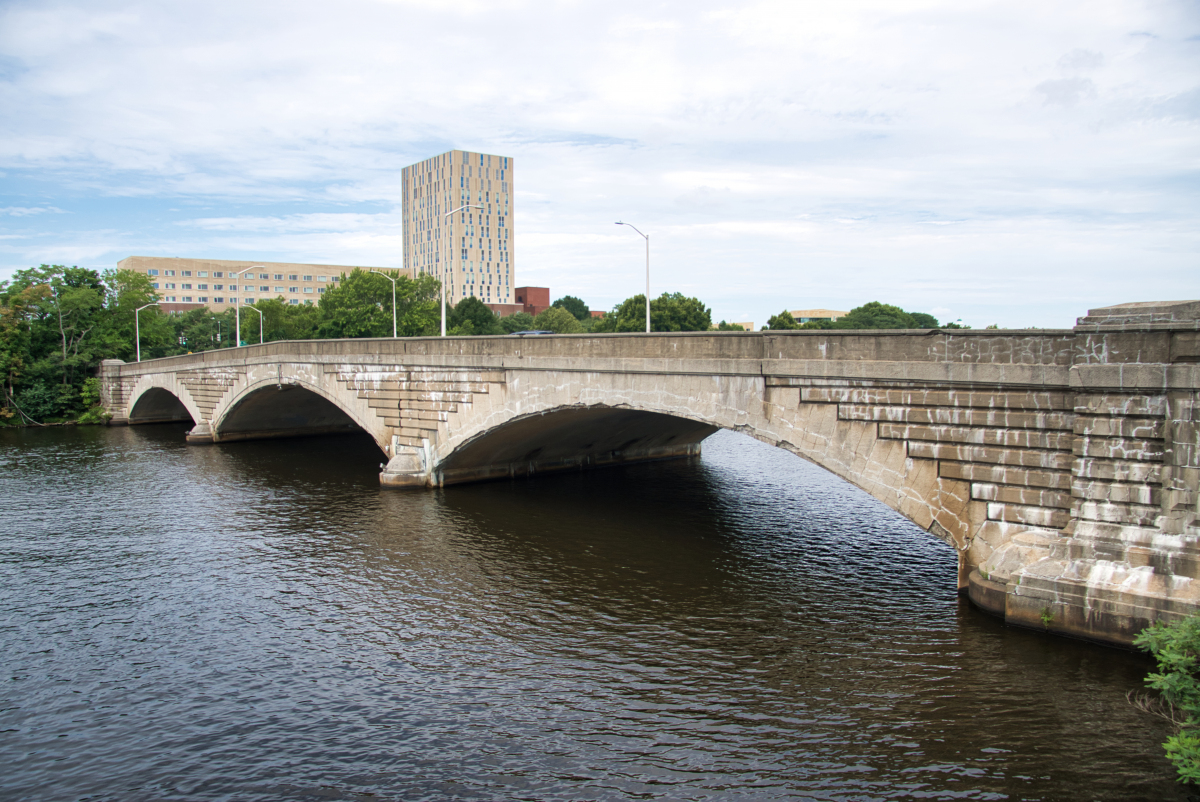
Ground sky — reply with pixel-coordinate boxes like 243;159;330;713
0;0;1197;329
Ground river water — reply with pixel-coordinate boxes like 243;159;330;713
0;424;1184;801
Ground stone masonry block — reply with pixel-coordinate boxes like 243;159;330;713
1072;436;1164;461
972;483;1073;509
908;442;1073;470
1073;457;1162;483
1071;479;1161;506
878;423;1072;450
940;462;1073;490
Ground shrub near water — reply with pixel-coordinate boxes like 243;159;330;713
1135;614;1200;784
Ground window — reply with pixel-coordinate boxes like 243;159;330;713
182;271;192;277
165;270;176;277
302;275;312;282
318;276;327;282
303;287;313;293
318;287;325;294
289;299;299;305
213;284;223;290
227;284;236;292
273;274;283;280
274;286;285;293
213;297;224;303
182;283;192;290
198;271;208;277
151;282;159;289
182;296;193;302
165;283;176;289
259;285;269;292
148;269;159;276
288;287;298;293
259;273;268;279
288;274;298;281
197;284;208;290
165;296;175;302
244;297;255;304
304;299;313;305
213;272;223;278
198;297;208;303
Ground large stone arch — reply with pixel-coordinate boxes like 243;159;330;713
383;369;984;571
126;375;203;425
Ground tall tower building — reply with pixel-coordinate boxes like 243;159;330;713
402;150;514;306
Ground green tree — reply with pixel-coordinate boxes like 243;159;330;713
448;296;504;336
499;312;536;333
552;295;590;321
593;292;712;333
99;268;170;361
1135;615;1200;784
76;377;109;424
317;269;440;338
1;265;109;420
0;281;49;423
716;321;746;331
910;312;941;328
242;299;320;343
764;310;800;330
533;306;585;334
832;302;918;330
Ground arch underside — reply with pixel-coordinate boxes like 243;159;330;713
128;387;194;424
215;384;365;443
434;407;719;485
427;403;960;553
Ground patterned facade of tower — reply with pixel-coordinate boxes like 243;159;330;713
401;150;514;306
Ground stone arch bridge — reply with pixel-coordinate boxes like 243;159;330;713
100;301;1200;647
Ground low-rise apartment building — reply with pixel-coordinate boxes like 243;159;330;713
117;256;413;314
790;308;848;324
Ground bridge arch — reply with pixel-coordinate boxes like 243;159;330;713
433;404;720;486
408;366;973;558
212;376;386;452
126;376;202;425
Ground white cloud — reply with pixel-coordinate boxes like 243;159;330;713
0;206;65;216
0;0;1196;328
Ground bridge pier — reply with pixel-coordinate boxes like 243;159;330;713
380;445;428;488
185;422;214;443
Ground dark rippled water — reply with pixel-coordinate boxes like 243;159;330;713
0;424;1182;801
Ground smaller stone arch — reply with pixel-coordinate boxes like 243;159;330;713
211;376;386;453
126;377;203;426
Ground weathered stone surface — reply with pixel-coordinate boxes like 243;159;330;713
99;305;1200;647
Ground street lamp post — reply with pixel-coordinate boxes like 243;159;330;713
247;305;264;345
442;203;483;336
233;266;264;347
615;221;650;333
370;270;398;338
135;302;156;362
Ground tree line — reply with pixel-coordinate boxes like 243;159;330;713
763;302;970;330
0;264;719;425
